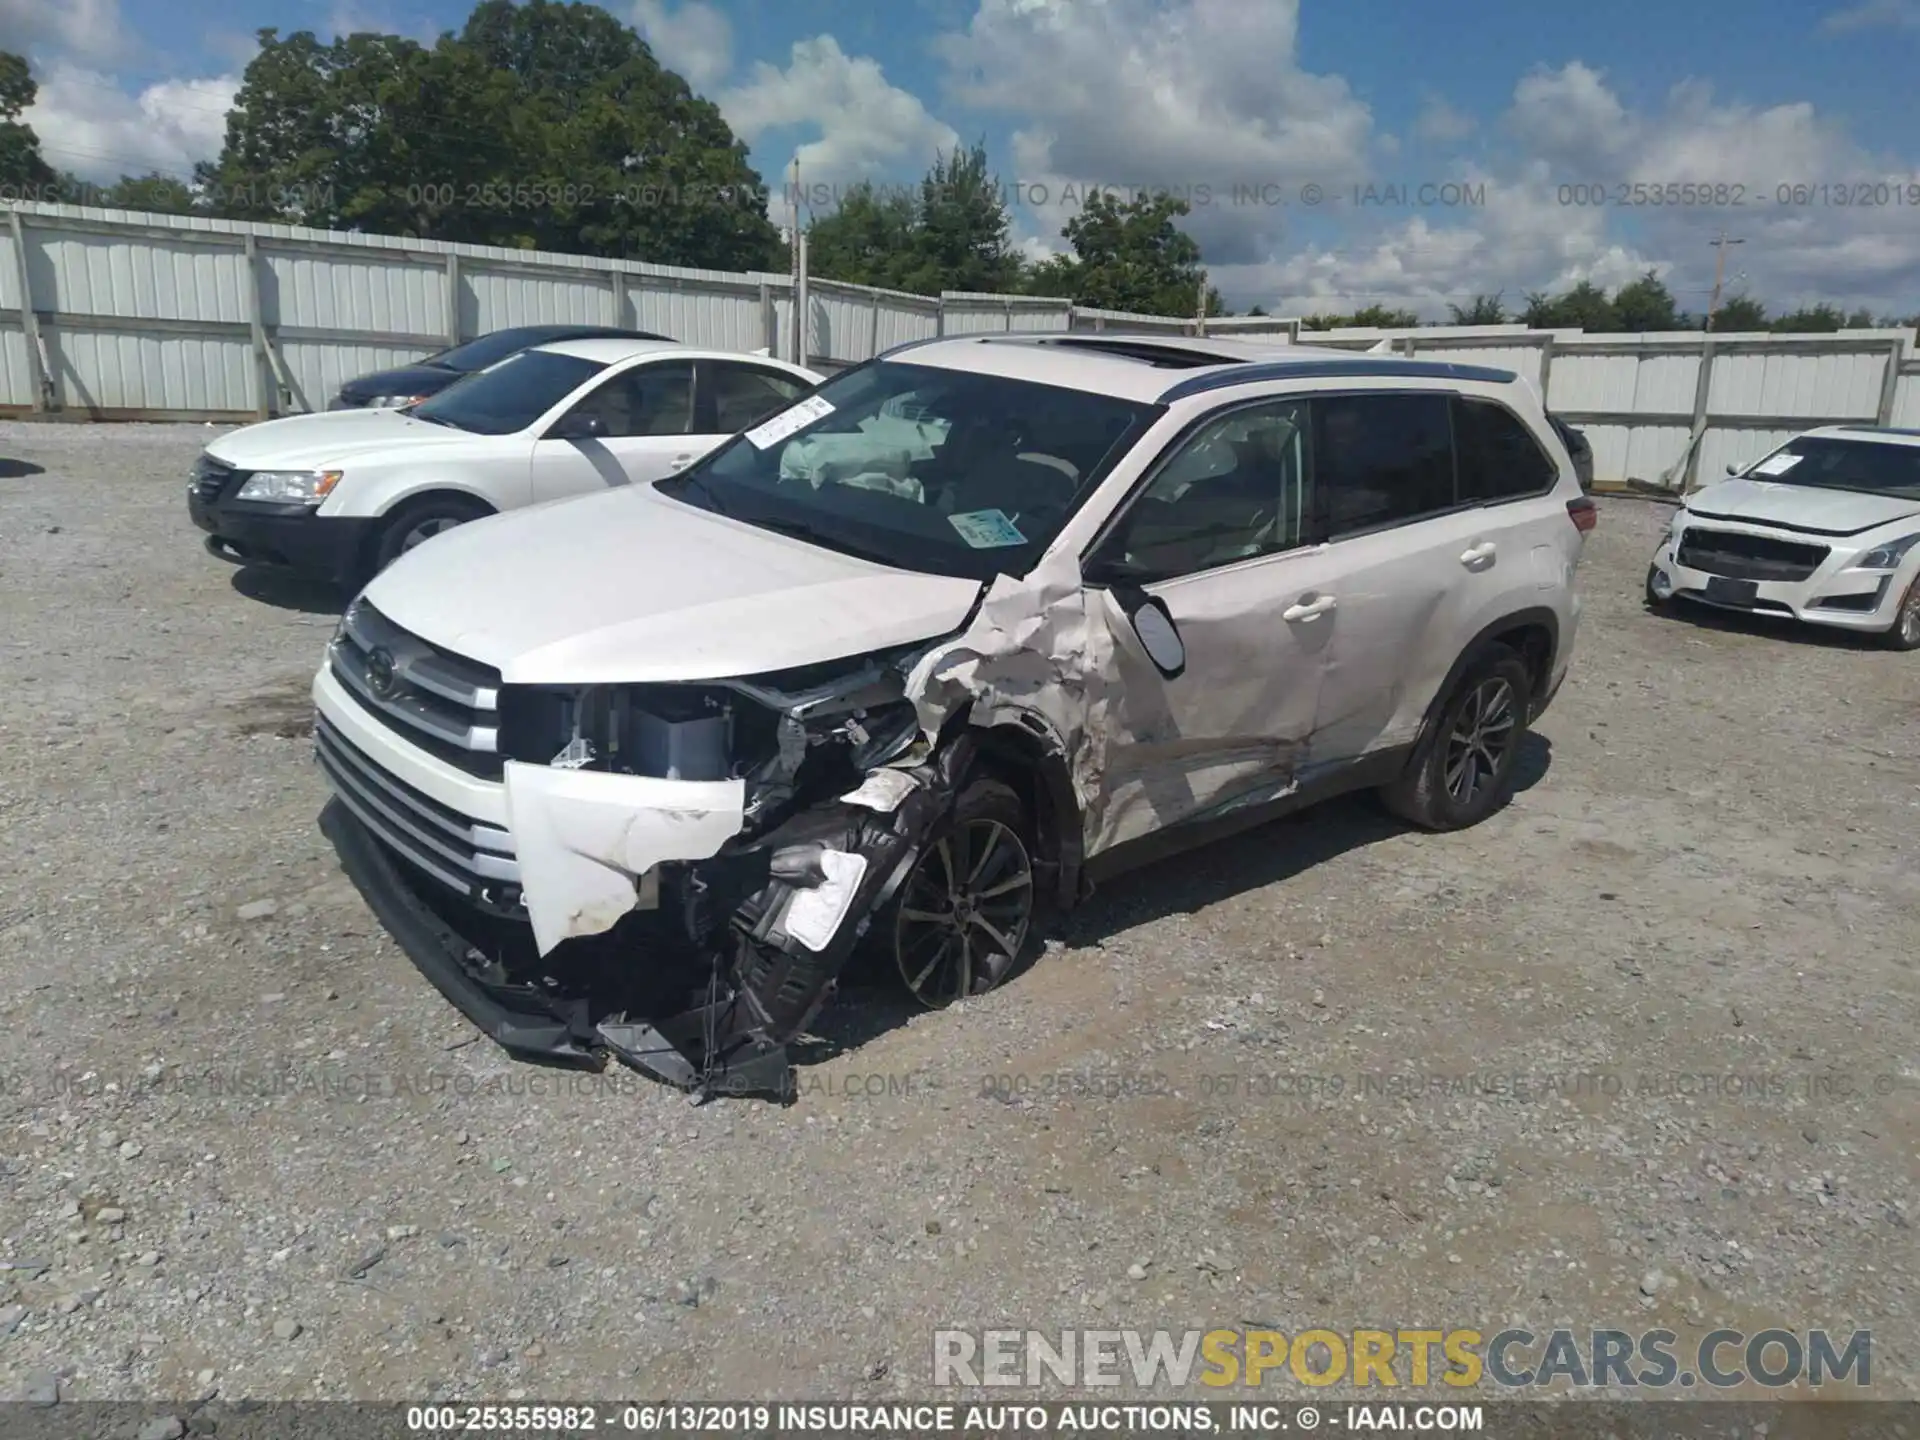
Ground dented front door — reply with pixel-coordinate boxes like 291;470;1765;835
1093;545;1340;849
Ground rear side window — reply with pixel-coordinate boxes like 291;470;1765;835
1312;393;1455;538
1457;398;1558;501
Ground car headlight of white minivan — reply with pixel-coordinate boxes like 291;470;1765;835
235;469;343;504
1852;533;1920;571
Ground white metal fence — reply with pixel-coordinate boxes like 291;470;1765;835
3;201;1915;490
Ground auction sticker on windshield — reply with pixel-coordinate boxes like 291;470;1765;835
746;394;835;449
1752;453;1804;476
948;508;1027;547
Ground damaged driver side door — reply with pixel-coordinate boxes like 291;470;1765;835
1081;396;1343;849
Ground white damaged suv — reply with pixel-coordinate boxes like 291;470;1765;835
1646;425;1920;649
311;333;1593;1096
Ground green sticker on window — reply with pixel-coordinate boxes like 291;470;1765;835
946;508;1028;548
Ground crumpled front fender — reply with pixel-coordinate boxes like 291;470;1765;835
502;761;746;956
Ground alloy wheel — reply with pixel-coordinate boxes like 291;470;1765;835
1443;677;1517;805
893;818;1034;1008
401;515;464;552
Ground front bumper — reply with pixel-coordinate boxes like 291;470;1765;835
189;489;374;588
1651;538;1901;634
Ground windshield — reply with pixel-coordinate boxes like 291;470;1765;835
1740;435;1920;500
424;328;572;373
654;360;1157;580
408;350;607;435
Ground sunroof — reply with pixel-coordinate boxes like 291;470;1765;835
1016;336;1247;369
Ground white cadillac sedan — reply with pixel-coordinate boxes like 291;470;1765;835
1647;425;1920;649
187;338;822;589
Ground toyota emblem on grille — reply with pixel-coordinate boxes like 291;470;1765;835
364;646;398;698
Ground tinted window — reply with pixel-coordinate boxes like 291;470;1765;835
427;328;576;373
1456;398;1557;500
408;350;607;435
1313;393;1455;537
1741;435;1920;499
1093;399;1312;582
655;360;1154;582
566;361;693;437
711;363;810;431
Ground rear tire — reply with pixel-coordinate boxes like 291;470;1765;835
1885;573;1920;651
879;778;1035;1008
368;494;491;578
1381;644;1533;831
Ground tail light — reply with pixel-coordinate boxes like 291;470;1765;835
1567;496;1597;533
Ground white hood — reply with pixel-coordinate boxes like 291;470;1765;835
207;409;485;470
361;484;986;684
1688;477;1920;536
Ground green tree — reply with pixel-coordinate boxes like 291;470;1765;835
1300;305;1420;329
0;51;55;190
1244;303;1269;317
1770;303;1849;332
1710;294;1768;331
1447;293;1506;326
1024;190;1222;317
1522;280;1619;331
1611;269;1684;331
100;172;198;213
199;7;781;269
900;143;1020;295
805;182;918;290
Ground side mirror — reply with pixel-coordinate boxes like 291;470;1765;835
551;411;605;441
1726;462;1740;476
1112;585;1185;679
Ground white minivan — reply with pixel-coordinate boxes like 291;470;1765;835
187;338;822;588
309;333;1592;1097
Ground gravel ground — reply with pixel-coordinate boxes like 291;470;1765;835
0;419;1915;1405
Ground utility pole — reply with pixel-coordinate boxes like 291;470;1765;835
1704;232;1745;332
1195;269;1207;337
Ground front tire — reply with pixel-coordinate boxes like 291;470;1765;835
368;495;491;578
1644;562;1670;611
1885;573;1920;651
1381;644;1533;831
884;778;1035;1008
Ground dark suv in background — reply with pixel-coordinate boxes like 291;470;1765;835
330;325;673;410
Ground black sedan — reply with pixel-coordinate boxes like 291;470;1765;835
330;324;673;409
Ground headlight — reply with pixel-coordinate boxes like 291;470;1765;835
366;394;426;409
1852;533;1920;571
235;469;343;504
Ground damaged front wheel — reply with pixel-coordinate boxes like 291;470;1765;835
888;779;1034;1008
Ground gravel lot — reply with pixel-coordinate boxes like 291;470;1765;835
1;419;1915;1405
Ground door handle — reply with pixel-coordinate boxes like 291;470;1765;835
1282;594;1336;622
669;453;695;470
1460;541;1497;567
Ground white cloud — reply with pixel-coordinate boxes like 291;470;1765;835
323;0;439;45
0;0;128;67
1213;63;1920;320
1412;92;1477;146
1821;0;1920;31
24;64;237;182
718;36;959;229
937;0;1373;265
631;0;735;92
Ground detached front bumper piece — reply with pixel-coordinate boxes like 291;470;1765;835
319;736;979;1101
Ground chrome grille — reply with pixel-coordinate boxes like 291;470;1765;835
314;716;519;904
328;599;504;778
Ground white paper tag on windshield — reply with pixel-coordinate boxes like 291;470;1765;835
1752;453;1803;477
947;508;1028;548
744;393;834;449
783;850;869;951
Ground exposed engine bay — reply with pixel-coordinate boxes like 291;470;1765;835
485;648;984;1098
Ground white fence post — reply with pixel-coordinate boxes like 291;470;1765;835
7;210;53;412
444;254;461;345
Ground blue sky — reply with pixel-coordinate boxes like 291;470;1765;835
9;0;1920;317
